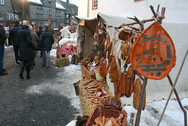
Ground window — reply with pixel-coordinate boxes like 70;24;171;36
10;14;14;20
55;11;61;17
36;8;44;15
92;0;98;10
6;13;10;20
49;9;52;16
0;0;4;5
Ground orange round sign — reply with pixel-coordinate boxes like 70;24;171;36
130;22;176;80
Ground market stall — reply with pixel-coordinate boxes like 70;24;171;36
74;5;187;126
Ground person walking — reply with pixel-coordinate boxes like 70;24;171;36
37;26;43;57
29;25;38;66
38;24;54;68
9;21;21;65
0;24;8;76
17;20;36;79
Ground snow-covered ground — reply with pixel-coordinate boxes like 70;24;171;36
50;49;188;126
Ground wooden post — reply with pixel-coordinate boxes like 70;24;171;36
157;49;188;126
167;75;187;126
135;77;148;126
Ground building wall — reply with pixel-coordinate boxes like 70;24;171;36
0;0;17;24
28;0;66;28
78;0;88;17
79;0;188;23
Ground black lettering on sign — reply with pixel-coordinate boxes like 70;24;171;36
143;49;149;55
167;45;172;58
136;64;155;68
142;67;166;71
151;48;157;55
136;54;142;61
140;37;167;43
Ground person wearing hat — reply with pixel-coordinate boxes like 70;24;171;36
0;24;8;76
17;20;36;79
9;21;21;65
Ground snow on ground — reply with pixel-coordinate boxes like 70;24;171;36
26;49;188;126
66;98;188;126
25;49;82;115
124;98;188;126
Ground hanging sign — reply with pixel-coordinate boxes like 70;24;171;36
130;22;176;80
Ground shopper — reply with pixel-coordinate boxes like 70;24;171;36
29;25;38;66
9;21;21;65
38;24;54;68
0;24;8;76
17;20;36;79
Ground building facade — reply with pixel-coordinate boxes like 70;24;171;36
28;0;66;28
0;0;78;29
0;0;19;25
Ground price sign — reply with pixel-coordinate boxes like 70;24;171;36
130;22;176;80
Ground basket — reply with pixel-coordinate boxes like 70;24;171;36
94;66;104;81
86;106;127;126
73;80;80;96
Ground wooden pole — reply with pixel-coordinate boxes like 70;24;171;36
167;75;187;126
135;77;148;126
157;49;188;126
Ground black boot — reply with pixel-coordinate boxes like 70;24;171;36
26;75;30;79
26;64;31;80
19;73;24;79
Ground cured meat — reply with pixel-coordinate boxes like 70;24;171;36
133;78;142;110
118;30;129;41
99;58;107;77
126;65;135;94
133;78;146;110
120;42;131;64
118;71;127;97
104;34;112;53
109;57;120;83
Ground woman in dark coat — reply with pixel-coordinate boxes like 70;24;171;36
17;20;36;79
0;24;8;76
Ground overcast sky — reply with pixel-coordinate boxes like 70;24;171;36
61;0;78;6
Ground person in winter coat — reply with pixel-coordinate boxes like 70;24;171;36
38;24;54;68
37;26;43;57
9;21;21;65
29;25;38;66
0;24;8;76
17;20;36;79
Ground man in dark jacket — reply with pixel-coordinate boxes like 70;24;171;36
0;24;8;76
9;21;21;65
17;20;36;79
38;24;54;68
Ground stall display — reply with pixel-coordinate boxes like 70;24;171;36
76;5;186;126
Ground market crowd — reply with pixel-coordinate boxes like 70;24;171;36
0;20;54;79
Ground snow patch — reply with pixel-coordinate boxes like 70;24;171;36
27;0;42;5
56;2;65;10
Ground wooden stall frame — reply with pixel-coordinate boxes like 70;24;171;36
101;5;187;126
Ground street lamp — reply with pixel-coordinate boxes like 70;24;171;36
23;0;25;20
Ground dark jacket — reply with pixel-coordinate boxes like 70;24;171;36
0;26;7;46
17;25;35;61
9;24;21;45
38;30;54;51
37;26;43;38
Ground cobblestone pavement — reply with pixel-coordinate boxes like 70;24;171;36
0;47;80;126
